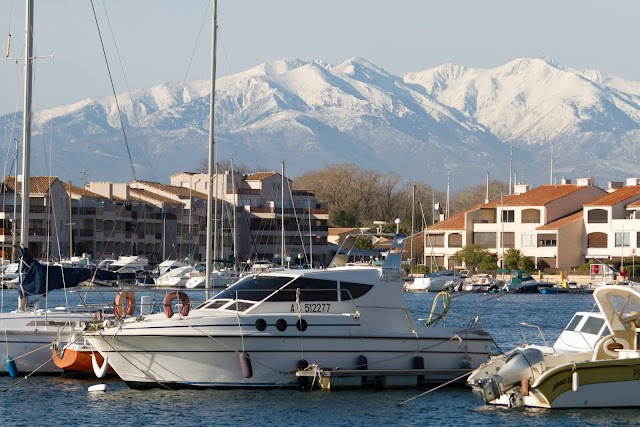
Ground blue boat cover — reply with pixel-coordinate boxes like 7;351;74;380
19;247;92;297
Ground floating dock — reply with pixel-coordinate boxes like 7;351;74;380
295;367;470;390
540;288;594;294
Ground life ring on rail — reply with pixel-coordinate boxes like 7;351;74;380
164;291;190;318
114;291;136;317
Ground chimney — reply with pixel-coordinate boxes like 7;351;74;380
608;181;624;192
513;184;530;195
576;177;594;187
626;178;640;187
560;177;572;185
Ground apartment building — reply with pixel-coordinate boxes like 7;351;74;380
171;170;330;266
424;178;608;270
0;176;71;261
0;170;327;266
584;178;640;262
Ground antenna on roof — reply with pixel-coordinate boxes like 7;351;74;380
550;138;554;185
485;164;489;204
508;143;513;195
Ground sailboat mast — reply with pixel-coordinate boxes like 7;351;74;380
205;0;218;298
20;0;34;248
281;161;285;266
231;159;237;270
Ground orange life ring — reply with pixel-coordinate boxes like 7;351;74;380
164;291;190;318
114;291;136;317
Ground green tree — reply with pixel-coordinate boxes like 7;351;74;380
518;256;535;272
452;244;492;272
503;248;523;269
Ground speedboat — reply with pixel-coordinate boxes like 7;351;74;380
404;269;469;292
467;285;640;408
154;265;200;288
86;232;493;389
504;270;555;293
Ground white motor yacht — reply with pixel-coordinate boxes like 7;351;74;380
87;232;493;389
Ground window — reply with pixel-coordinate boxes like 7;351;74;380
588;232;607;248
501;232;515;248
538;233;556;247
427;234;445;247
565;314;583;331
340;282;373;301
587;209;608;223
474;232;496;247
521;234;535;247
502;210;515;223
448;233;463;248
580;317;605;335
615;232;630;247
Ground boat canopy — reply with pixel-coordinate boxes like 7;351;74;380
19;248;92;297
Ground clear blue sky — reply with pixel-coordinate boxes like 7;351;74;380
1;0;639;116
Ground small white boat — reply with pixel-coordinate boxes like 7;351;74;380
468;285;640;408
185;270;237;289
404;269;469;292
155;265;200;288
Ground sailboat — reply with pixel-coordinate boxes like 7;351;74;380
0;0;99;376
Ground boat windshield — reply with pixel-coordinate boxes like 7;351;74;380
211;275;374;303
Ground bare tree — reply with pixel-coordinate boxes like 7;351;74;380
196;158;253;174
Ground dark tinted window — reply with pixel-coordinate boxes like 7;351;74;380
215;276;291;301
204;300;229;310
267;277;338;302
225;301;254;312
565;314;583;331
340;282;373;301
580;317;605;335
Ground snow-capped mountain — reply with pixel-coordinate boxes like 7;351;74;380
2;57;639;190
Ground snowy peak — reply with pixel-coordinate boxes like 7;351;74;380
2;57;640;189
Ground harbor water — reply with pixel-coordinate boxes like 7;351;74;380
1;288;639;426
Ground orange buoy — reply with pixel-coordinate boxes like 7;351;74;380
114;291;136;317
163;291;190;318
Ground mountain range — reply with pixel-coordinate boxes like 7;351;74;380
1;56;639;191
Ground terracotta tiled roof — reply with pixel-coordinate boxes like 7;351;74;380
246;172;279;181
130;188;183;205
4;176;57;194
480;194;519;208
628;200;640;208
63;182;110;201
536;211;583;230
502;185;586;206
427;209;473;231
584;185;640;207
329;227;361;235
133;180;207;199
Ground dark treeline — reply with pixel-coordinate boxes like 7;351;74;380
294;163;509;229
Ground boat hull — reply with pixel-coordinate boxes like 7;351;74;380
472;356;640;408
0;310;98;375
52;344;116;376
88;330;491;389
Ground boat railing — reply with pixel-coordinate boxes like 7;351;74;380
518;322;553;350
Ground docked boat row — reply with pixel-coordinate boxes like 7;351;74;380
404;269;585;294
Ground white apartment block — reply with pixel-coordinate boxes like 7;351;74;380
424;178;613;270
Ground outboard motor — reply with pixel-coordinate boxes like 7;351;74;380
470;347;545;404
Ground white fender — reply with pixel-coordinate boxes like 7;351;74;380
92;352;109;379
